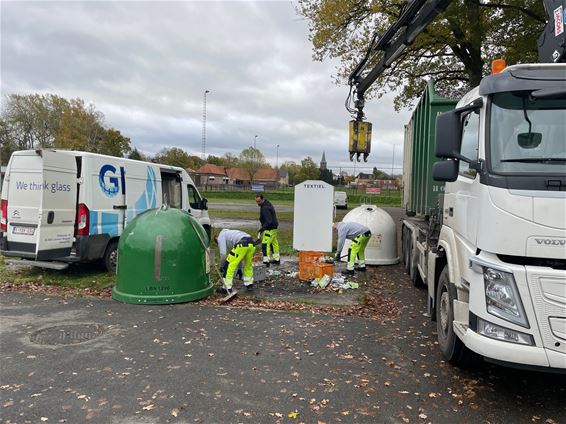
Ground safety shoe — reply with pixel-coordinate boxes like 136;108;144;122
216;287;230;295
355;266;367;272
263;261;271;268
344;269;355;276
245;284;254;292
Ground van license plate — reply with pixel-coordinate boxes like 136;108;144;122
12;226;35;236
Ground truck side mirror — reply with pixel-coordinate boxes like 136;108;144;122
433;160;459;182
518;132;542;149
435;111;462;158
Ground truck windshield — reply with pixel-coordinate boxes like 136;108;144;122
489;92;566;174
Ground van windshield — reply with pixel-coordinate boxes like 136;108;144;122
489;92;566;174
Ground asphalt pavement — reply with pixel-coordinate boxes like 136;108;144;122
1;265;565;423
1;206;564;423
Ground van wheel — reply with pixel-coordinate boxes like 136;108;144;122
436;266;472;365
103;241;118;273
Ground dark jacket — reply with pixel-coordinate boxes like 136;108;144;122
259;199;278;231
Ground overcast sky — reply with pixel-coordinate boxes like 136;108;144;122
1;0;411;175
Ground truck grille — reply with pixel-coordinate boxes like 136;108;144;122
526;267;566;354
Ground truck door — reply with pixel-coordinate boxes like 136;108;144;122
35;150;77;260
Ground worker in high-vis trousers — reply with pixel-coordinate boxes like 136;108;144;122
255;194;280;266
215;229;256;292
333;221;372;275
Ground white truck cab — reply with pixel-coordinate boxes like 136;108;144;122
0;150;210;271
403;63;566;372
433;64;566;370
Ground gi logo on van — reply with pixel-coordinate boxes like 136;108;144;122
98;165;125;198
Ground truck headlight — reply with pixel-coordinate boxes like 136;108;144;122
477;317;534;346
483;267;529;328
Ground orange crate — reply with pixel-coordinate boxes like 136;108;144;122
298;251;325;280
299;262;316;281
315;262;334;278
299;251;324;263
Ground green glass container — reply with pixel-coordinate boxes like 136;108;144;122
112;207;212;304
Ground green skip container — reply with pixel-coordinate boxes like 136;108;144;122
112;206;213;304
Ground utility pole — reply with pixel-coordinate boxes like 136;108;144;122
201;90;210;160
391;144;395;177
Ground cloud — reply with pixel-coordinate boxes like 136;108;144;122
1;0;411;174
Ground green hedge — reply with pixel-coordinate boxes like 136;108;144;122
202;189;401;207
202;190;295;201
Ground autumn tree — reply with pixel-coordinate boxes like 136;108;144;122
54;99;105;151
153;147;203;170
297;0;546;109
1;94;69;150
294;156;320;184
128;147;146;161
239;147;267;182
98;129;132;158
221;152;240;167
280;161;301;185
1;93;132;157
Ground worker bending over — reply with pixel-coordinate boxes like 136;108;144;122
333;222;372;275
255;194;280;266
215;229;256;293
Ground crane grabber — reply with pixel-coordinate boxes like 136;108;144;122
346;0;452;162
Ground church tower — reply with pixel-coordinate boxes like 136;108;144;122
320;151;327;170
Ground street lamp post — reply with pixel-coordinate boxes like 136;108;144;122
254;134;258;149
276;144;280;168
201;90;210;160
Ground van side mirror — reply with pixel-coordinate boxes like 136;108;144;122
435;111;462;158
200;198;208;210
433;160;459;182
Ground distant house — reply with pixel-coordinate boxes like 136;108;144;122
226;167;249;185
194;164;281;189
277;169;289;186
195;164;230;186
375;179;399;190
226;167;280;188
254;168;279;188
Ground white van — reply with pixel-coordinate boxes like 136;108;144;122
0;150;210;272
334;191;348;209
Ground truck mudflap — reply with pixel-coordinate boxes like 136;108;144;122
463;327;566;370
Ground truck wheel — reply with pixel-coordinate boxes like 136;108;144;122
436;266;471;365
103;241;118;273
